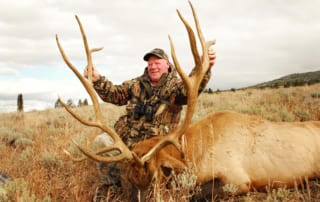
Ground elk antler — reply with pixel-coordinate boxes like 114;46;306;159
140;1;215;163
56;15;135;163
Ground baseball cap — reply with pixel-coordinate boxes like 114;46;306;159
143;48;169;61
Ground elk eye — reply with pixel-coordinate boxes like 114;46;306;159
161;166;172;177
143;162;148;172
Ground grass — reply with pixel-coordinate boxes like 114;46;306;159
0;83;319;201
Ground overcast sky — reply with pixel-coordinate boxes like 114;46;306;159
0;0;320;112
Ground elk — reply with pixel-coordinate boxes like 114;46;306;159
56;1;320;201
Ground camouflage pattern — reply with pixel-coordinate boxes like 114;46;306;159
93;64;211;148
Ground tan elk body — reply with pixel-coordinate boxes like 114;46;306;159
56;1;320;200
129;110;320;195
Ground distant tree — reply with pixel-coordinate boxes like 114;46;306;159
207;88;214;94
54;99;59;108
83;98;89;106
284;82;291;88
230;88;236;92
308;80;317;86
272;83;280;89
54;98;63;108
292;79;304;87
78;99;83;107
17;93;24;112
67;99;74;107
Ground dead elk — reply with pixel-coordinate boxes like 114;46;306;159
56;1;320;201
128;110;320;199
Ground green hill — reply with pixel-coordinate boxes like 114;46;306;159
252;70;320;89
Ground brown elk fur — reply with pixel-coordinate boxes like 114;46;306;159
124;110;320;197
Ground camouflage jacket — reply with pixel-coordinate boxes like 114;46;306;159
93;65;211;147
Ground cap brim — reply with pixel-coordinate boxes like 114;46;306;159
143;53;163;61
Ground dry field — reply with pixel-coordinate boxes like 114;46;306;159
0;84;319;201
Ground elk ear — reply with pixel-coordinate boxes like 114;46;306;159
160;154;186;170
160;158;186;178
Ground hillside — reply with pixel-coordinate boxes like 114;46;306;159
250;70;320;89
0;84;319;201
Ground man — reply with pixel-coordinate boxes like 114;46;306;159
84;47;216;198
85;48;215;146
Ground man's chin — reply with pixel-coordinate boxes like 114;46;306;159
149;76;160;82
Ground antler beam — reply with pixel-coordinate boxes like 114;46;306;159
141;1;215;163
56;15;135;163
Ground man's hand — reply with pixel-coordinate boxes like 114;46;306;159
208;47;216;69
83;66;101;83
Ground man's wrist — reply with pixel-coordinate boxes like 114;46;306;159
93;75;102;85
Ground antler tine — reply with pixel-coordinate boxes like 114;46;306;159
75;15;103;83
56;16;135;163
172;1;214;134
73;141;134;162
140;1;214;163
64;139;128;162
177;1;215;132
176;8;201;74
56;34;103;123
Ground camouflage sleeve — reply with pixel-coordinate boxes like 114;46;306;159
174;68;211;105
93;76;132;106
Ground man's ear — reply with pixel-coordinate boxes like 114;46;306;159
166;60;171;67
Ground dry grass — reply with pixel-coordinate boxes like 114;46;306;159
0;84;319;201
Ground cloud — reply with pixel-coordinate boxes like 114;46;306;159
0;67;17;75
0;0;320;112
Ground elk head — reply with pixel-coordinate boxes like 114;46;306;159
56;0;215;198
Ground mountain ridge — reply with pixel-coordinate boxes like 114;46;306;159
249;70;320;89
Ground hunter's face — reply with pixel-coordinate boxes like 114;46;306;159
147;56;170;86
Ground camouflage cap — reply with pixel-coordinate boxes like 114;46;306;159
143;48;169;61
